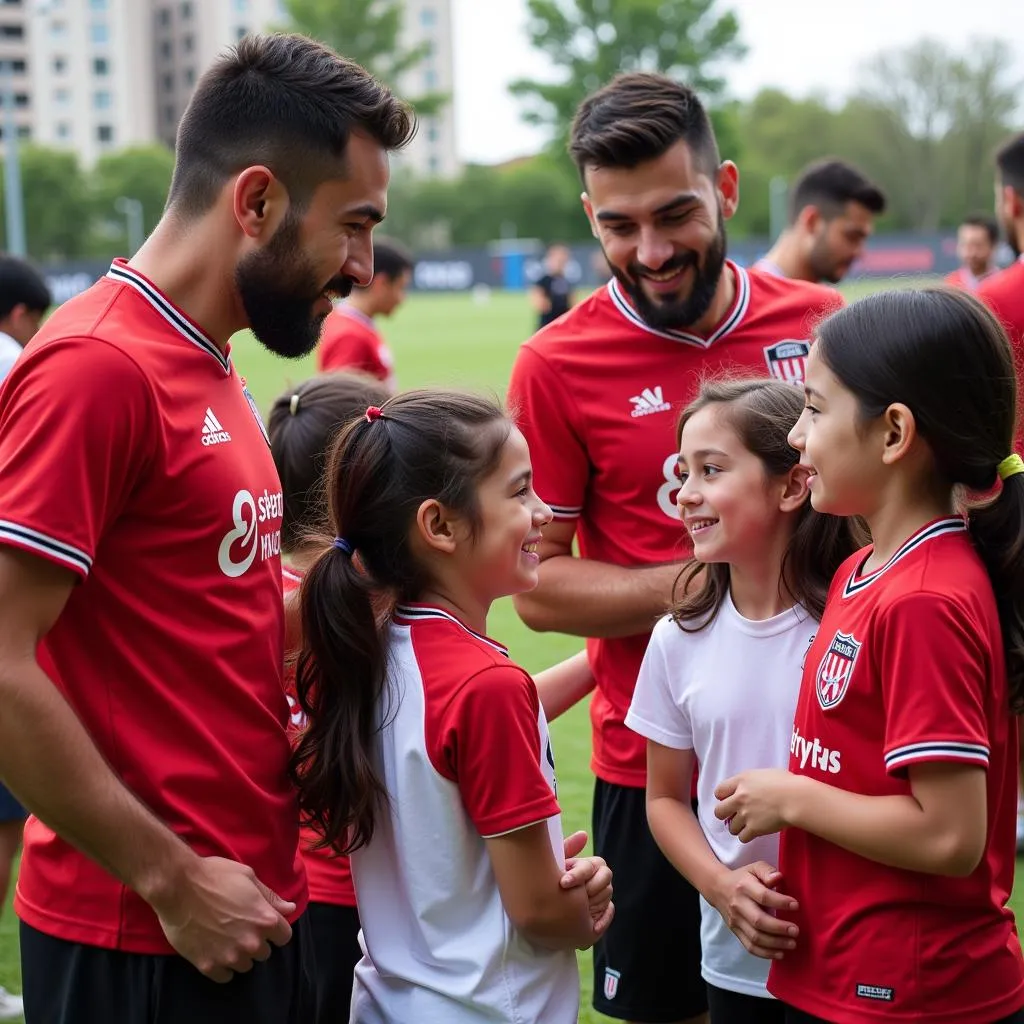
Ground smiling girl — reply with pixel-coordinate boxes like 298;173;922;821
290;389;614;1023
715;289;1024;1023
625;378;861;1024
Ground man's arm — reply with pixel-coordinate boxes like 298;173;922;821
513;519;687;638
528;283;552;315
0;547;294;981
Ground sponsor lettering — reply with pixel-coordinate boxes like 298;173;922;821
218;487;283;578
856;983;895;1002
791;726;841;774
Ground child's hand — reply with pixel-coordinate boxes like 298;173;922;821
707;862;799;960
714;769;798;841
559;830;614;947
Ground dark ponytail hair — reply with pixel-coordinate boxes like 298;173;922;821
672;377;864;629
815;287;1024;712
267;371;391;552
290;389;513;854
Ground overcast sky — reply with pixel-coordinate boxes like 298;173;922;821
450;0;1022;164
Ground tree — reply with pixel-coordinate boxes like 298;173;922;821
850;38;1019;230
509;0;746;150
0;146;90;261
90;144;175;254
283;0;446;116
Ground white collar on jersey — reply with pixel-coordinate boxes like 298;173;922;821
842;516;966;599
606;260;751;348
394;603;509;657
106;260;230;374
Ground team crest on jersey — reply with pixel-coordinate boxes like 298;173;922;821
816;631;861;710
763;340;810;385
603;968;621;1000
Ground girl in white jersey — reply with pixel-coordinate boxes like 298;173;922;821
291;389;614;1024
625;378;862;1024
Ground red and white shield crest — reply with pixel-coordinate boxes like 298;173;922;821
816;631;861;710
763;340;810;385
603;968;621;1000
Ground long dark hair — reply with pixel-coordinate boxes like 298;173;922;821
815;287;1024;712
672;377;864;629
267;371;390;552
290;389;513;854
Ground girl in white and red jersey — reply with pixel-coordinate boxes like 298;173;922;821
625;378;862;1024
267;371;390;1024
291;389;614;1024
715;288;1024;1024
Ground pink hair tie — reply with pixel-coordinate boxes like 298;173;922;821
365;406;383;423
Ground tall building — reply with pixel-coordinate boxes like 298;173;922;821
16;0;459;177
393;0;459;179
0;0;32;154
30;0;157;166
152;0;286;149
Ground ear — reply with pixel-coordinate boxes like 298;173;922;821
581;192;599;239
414;498;461;555
799;205;822;235
778;463;811;513
232;166;290;241
879;402;917;466
716;161;739;220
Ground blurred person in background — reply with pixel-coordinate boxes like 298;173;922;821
945;214;1000;291
530;242;576;329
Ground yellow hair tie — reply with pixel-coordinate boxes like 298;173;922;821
997;454;1024;480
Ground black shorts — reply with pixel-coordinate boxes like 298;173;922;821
0;782;25;822
784;1005;1024;1023
591;778;706;1022
708;983;785;1024
20;915;314;1024
306;901;361;1024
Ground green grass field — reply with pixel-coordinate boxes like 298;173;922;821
0;275;1011;1023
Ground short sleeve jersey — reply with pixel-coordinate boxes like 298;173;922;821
944;266;996;291
281;565;356;908
0;261;306;954
316;305;396;389
349;604;578;1024
769;519;1024;1022
507;262;843;785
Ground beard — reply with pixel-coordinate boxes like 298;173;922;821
235;212;355;359
604;209;727;330
808;231;848;284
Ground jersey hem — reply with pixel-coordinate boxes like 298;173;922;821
623;711;691;751
307;890;358;908
15;884;309;955
701;964;773;999
768;978;1024;1023
478;799;561;838
0;524;91;578
591;758;648;789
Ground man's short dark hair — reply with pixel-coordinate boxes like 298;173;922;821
372;237;414;281
569;73;720;182
959;213;999;246
996;133;1024;197
167;33;416;217
789;159;887;223
0;256;51;320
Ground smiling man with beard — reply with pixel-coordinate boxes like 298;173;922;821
0;32;413;1024
508;72;844;1024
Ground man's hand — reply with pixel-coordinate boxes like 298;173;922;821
149;856;296;982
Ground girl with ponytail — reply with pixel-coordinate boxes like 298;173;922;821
290;389;612;1024
714;288;1024;1023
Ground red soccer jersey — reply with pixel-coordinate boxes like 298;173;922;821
979;258;1024;451
769;518;1024;1022
316;305;396;389
0;260;306;954
508;263;843;786
281;565;357;907
944;266;997;291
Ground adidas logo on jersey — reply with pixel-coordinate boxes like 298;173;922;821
201;407;231;446
629;386;671;418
